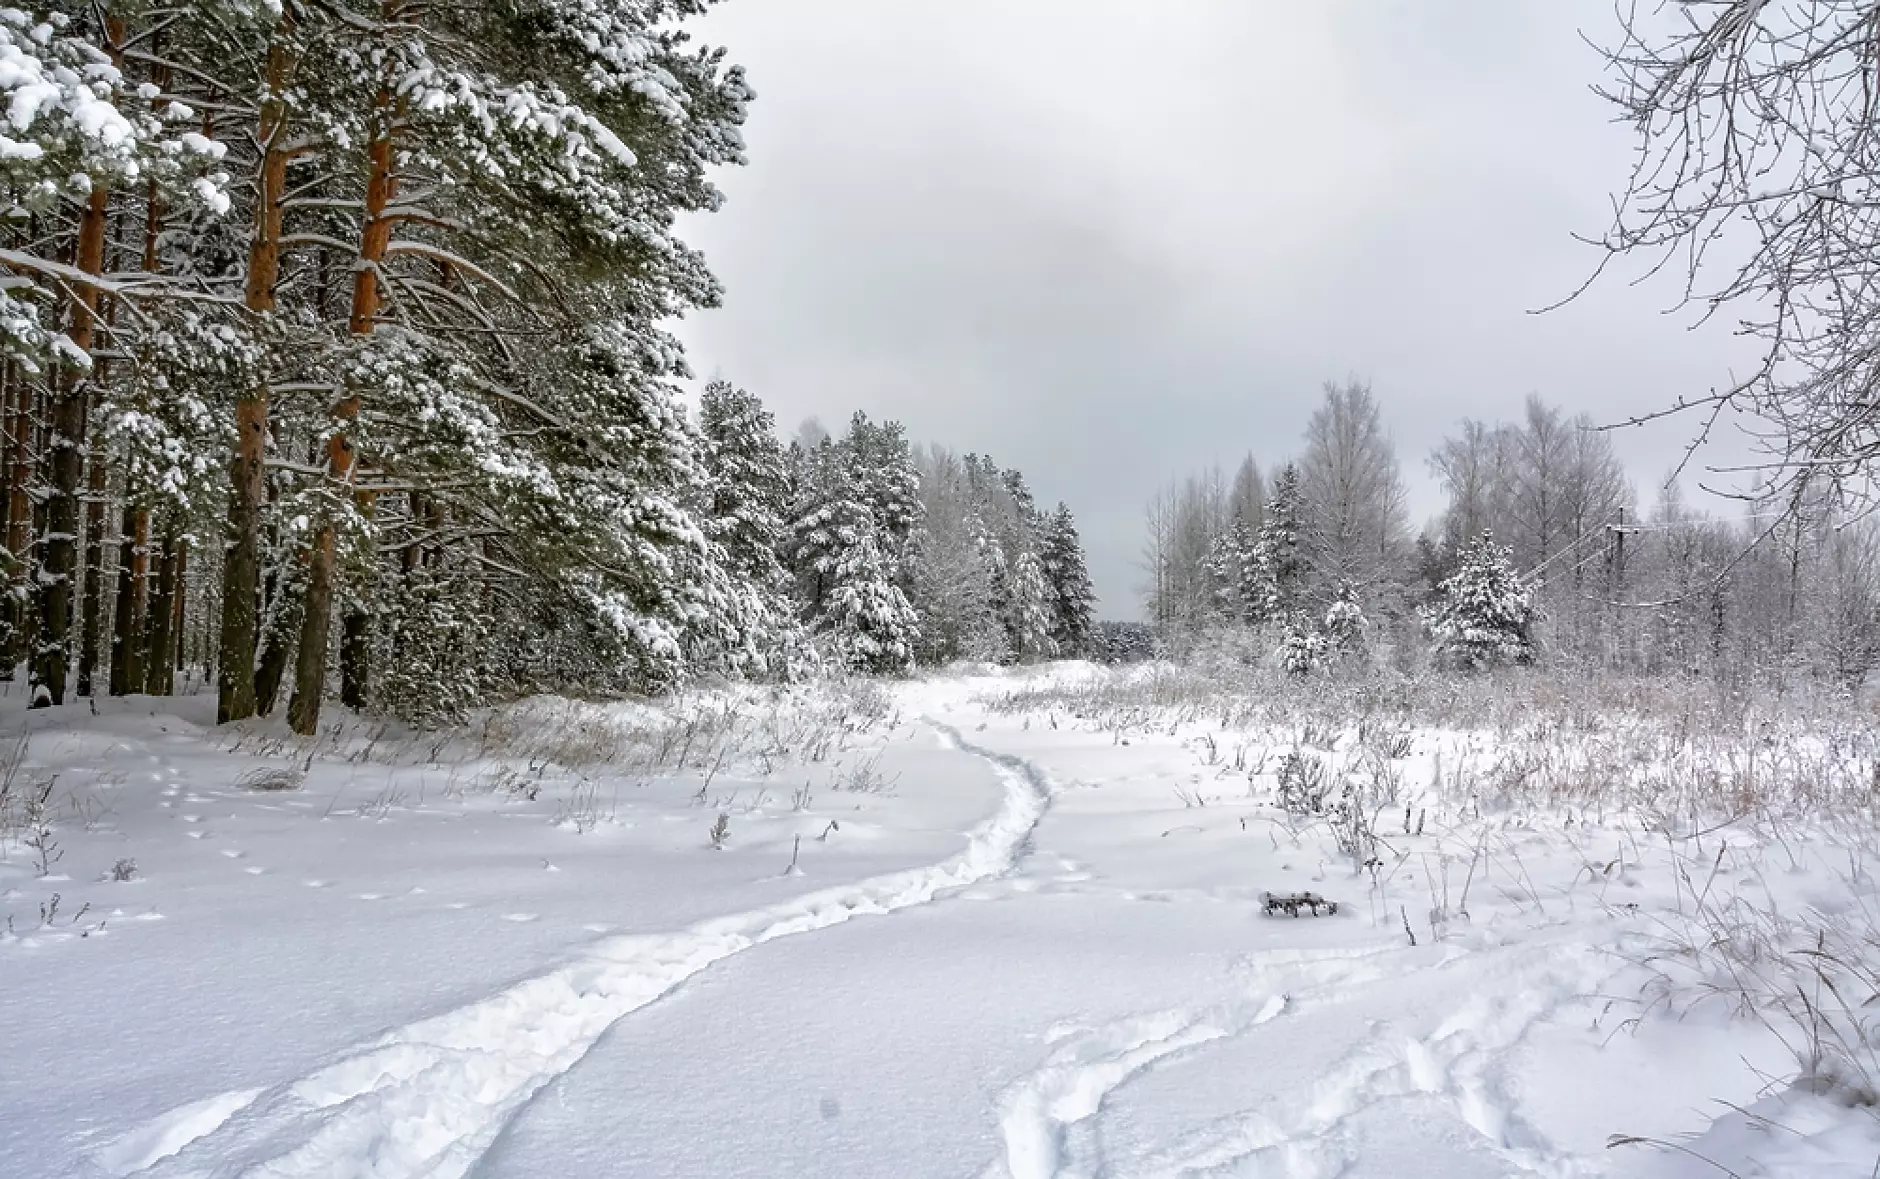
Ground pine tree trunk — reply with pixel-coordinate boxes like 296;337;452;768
339;490;376;709
23;387;44;670
172;537;187;673
77;403;108;696
340;607;368;709
288;98;396;736
285;530;333;732
255;555;298;715
218;24;296;725
143;529;178;697
110;505;147;695
30;183;110;707
0;362;22;679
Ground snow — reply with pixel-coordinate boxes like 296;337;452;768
5;668;1880;1177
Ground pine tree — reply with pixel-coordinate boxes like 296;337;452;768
814;530;918;674
1;8;230;706
1204;516;1257;624
698;380;799;673
1246;464;1307;625
700;382;790;588
843;412;921;576
1279;612;1326;675
1429;530;1538;670
1038;503;1096;655
1005;547;1057;662
969;503;1014;660
0;5;1110;714
1322;580;1367;662
788;439;872;616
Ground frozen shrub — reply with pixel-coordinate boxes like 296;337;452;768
1276;749;1332;814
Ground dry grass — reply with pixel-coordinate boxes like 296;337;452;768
994;657;1880;1114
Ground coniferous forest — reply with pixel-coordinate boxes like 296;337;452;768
0;2;1095;731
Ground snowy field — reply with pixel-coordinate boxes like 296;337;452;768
7;664;1880;1178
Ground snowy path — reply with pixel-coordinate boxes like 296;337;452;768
28;673;1850;1177
96;722;1050;1179
468;694;1690;1179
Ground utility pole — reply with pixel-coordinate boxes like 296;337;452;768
1607;507;1643;666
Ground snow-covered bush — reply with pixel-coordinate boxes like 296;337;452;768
1322;582;1368;663
1279;613;1327;675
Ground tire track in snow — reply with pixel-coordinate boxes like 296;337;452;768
97;721;1050;1179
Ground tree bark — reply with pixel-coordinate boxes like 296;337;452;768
77;415;108;696
340;607;369;708
285;526;334;732
255;554;299;715
110;505;147;695
288;94;396;736
339;489;376;709
23;383;44;669
218;25;297;725
30;182;110;707
143;529;178;696
172;536;187;672
0;363;23;678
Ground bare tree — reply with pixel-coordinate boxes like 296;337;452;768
1430;418;1508;554
1228;454;1265;530
1140;486;1178;628
1593;1;1880;510
1298;380;1408;602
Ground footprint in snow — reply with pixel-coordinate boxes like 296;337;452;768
220;849;245;859
354;893;385;902
181;814;203;824
244;867;265;876
303;879;331;889
502;912;539;923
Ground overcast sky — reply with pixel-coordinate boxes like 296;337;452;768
673;1;1755;619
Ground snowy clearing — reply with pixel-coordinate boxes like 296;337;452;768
7;666;1880;1177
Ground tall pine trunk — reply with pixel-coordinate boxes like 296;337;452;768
24;383;45;668
110;505;147;694
340;609;370;708
30;183;110;707
77;419;107;696
218;25;296;724
0;363;23;679
289;101;396;735
143;529;178;696
172;537;187;673
339;490;376;709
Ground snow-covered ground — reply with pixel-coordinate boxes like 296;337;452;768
7;666;1880;1177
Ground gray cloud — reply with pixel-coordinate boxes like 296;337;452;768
676;1;1756;617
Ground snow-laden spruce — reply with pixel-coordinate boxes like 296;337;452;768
1428;529;1537;669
